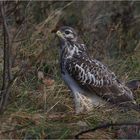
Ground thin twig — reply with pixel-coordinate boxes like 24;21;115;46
0;1;11;112
0;1;12;81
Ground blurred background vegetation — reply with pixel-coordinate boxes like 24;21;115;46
0;1;140;139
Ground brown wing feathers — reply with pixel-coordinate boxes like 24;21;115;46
66;56;137;107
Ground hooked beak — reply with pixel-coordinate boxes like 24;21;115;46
56;30;65;39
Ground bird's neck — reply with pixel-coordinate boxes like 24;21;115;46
60;41;87;59
60;40;87;74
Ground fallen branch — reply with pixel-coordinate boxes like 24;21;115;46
75;122;140;139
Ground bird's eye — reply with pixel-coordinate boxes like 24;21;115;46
65;30;70;34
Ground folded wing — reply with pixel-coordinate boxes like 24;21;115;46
65;55;136;106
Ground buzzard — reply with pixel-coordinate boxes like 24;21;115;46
56;26;139;113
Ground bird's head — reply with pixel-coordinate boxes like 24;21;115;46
55;26;87;58
56;26;77;42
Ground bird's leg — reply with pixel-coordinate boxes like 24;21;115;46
74;92;84;114
74;92;93;114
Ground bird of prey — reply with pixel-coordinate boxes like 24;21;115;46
56;26;139;113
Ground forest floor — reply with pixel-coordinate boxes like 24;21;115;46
0;70;140;139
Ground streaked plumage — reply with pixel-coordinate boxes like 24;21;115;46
56;26;139;113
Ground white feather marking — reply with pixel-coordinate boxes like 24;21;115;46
66;34;74;39
67;45;78;58
95;80;98;86
81;73;85;81
86;67;89;72
80;64;85;81
98;80;100;86
65;29;73;33
92;74;96;84
87;72;92;84
74;44;79;54
75;64;85;80
80;63;84;68
83;74;88;83
107;80;110;85
88;72;95;85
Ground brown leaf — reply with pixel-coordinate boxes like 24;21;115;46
43;78;54;87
